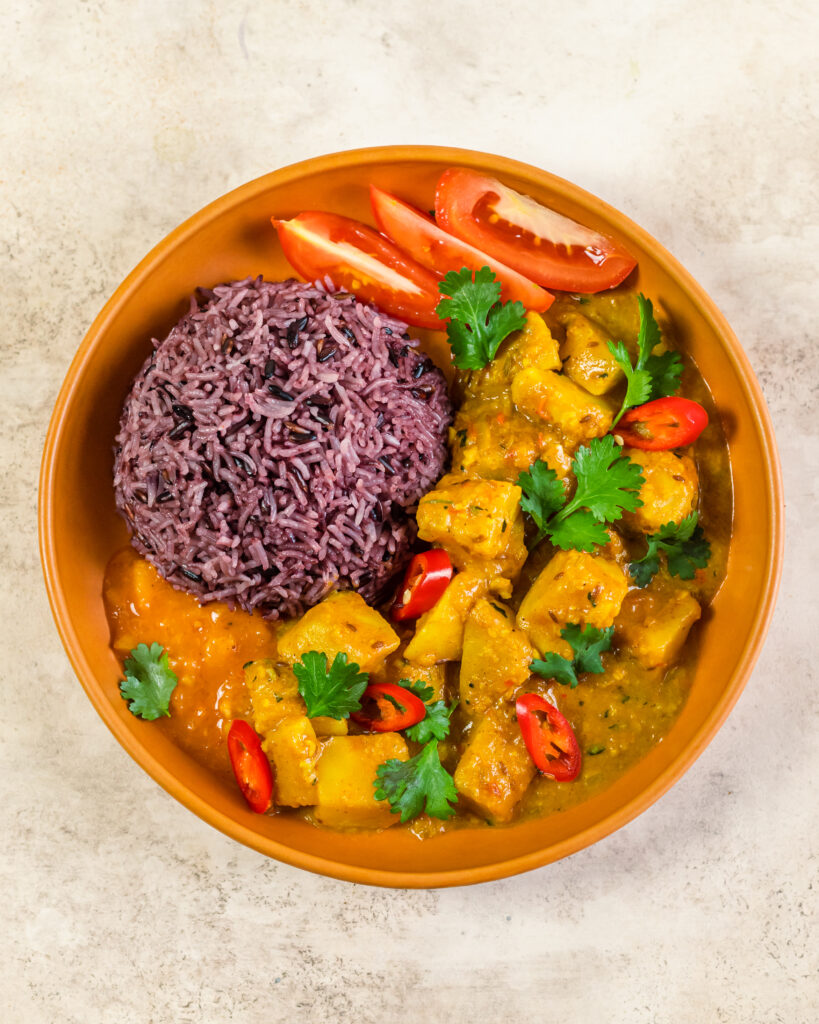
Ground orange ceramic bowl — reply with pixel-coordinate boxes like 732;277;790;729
39;146;783;887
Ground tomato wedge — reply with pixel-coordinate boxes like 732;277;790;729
272;211;443;329
370;186;553;313
390;549;453;621
227;719;273;813
515;693;581;781
351;682;427;733
435;168;637;294
616;397;708;450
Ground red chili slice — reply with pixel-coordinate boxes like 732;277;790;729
351;682;427;732
390;549;453;621
616;397;708;450
227;719;274;813
515;693;582;782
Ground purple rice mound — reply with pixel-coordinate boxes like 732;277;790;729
113;277;452;619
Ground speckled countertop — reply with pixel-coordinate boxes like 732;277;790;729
2;1;817;1021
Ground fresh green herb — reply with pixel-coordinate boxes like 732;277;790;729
588;744;606;755
517;436;644;551
629;512;711;587
381;692;405;713
436;266;526;370
401;679;435;703
530;624;615;689
374;740;458;822
293;651;368;719
119;642;178;720
608;294;683;426
406;700;457;744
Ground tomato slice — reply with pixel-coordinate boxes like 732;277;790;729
351;682;427;733
616;397;708;450
515;693;581;781
370;186;553;313
272;211;444;329
435;168;637;293
390;549;453;621
227;719;273;813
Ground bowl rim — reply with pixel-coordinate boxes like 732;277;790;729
39;144;784;887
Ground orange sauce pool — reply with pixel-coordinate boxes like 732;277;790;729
103;547;277;773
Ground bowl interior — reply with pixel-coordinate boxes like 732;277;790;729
39;146;782;886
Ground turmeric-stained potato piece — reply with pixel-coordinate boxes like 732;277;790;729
616;588;702;669
262;715;319;807
620;449;699;535
451;399;573;483
372;651;448;701
465;311;561;398
417;476;525;575
517;550;628;656
559;312;625;396
454;699;536;823
460;598;535;715
404;572;489;665
311;716;349;737
511;368;614;440
277;592;399;674
244;660;304;734
313;734;409;829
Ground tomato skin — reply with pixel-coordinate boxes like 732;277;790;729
390;549;453;621
370;186;553;313
272;211;444;329
435;168;637;294
515;693;581;781
351;682;427;732
616;397;708;450
227;719;273;813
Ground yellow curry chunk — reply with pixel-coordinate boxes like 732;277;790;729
559;312;625;396
262;715;319;807
454;698;536;822
511;368;614;440
277;591;399;673
313;734;409;829
616;587;702;669
311;716;348;737
517;550;628;656
620;449;699;535
460;598;534;715
404;572;489;665
464;311;561;398
244;660;304;734
416;475;526;578
372;650;447;701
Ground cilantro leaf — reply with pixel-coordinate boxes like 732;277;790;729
374;740;458;822
293;651;368;719
436;266;526;370
517;438;644;552
119;642;178;720
629;512;711;587
608;294;684;426
405;700;456;744
530;624;614;689
516;461;567;541
400;678;435;703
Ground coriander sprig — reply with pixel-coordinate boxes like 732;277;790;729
531;624;614;689
119;642;178;720
292;651;369;719
374;740;458;822
436;266;526;370
629;512;711;587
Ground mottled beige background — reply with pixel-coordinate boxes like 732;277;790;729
2;1;817;1021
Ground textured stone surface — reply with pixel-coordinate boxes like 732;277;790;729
2;1;817;1021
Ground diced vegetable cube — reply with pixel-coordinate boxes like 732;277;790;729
313;734;409;829
277;591;399;673
244;660;304;734
416;475;526;577
261;715;319;807
310;716;349;737
559;312;625;395
511;368;614;440
517;550;628;655
466;311;561;398
372;651;448;701
616;587;702;669
620;449;699;535
404;572;489;665
460;598;534;715
453;699;536;822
